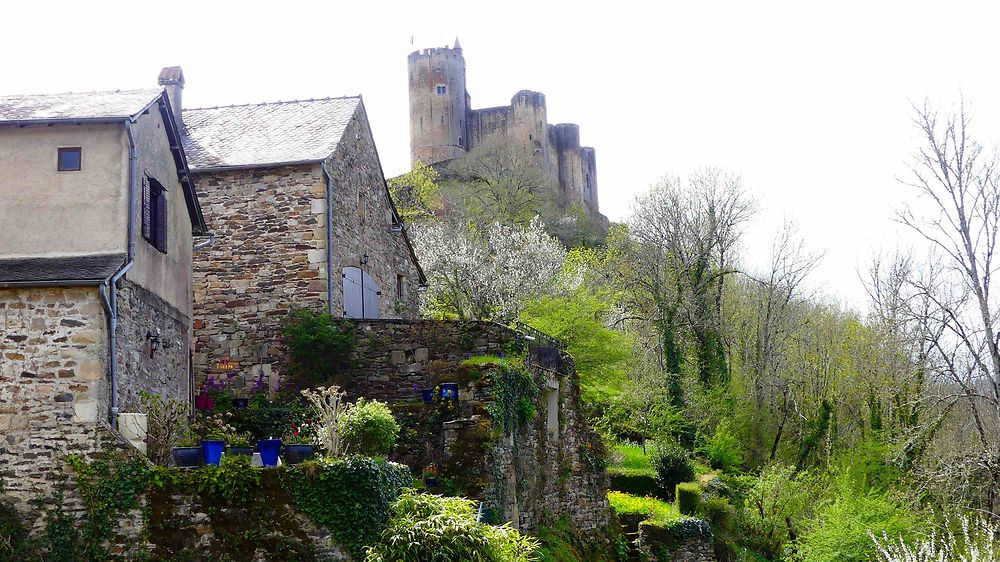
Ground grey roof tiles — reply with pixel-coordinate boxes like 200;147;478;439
181;97;361;170
0;254;126;285
0;89;162;123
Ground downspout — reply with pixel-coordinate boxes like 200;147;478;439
99;119;138;428
321;161;335;314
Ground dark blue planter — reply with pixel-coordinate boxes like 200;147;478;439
227;446;253;456
201;440;225;466
284;444;314;464
172;447;201;467
439;382;459;400
258;439;282;466
231;398;249;410
421;388;435;403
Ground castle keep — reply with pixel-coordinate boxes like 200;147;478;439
408;40;601;214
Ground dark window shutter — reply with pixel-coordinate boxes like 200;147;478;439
141;178;152;242
155;189;168;253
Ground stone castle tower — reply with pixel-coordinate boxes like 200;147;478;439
408;39;601;214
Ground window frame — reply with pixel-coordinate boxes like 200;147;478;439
142;176;168;254
57;147;82;172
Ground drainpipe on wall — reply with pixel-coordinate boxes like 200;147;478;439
321;161;335;314
98;119;139;428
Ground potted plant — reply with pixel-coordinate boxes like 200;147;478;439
421;388;435;403
439;382;459;400
422;464;439;487
201;432;226;466
231;385;250;410
283;434;315;465
257;438;282;467
225;431;253;456
172;431;201;467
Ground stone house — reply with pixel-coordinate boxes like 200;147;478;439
168;68;426;384
0;87;208;509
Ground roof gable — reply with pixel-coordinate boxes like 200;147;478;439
181;97;361;170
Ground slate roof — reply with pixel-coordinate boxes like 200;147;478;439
0;89;162;123
0;254;126;286
181;97;361;170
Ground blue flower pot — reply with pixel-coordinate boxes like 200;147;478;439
284;444;314;465
257;439;282;467
172;447;201;467
440;382;459;400
421;388;435;403
201;440;225;466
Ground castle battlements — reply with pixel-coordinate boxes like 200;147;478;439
408;39;600;214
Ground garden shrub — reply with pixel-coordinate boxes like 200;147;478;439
698;421;744;472
282;308;356;384
607;468;660;498
675;483;701;515
698;496;734;536
650;441;695;500
364;490;539;562
341;398;401;456
736;464;815;559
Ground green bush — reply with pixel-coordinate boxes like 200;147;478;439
736;464;815;559
607;468;660;498
698;496;734;535
282;308;356;384
698;422;744;472
650;442;694;500
0;485;31;560
365;490;539;562
675;483;701;515
341;398;401;456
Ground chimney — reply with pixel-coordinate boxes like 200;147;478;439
157;66;185;131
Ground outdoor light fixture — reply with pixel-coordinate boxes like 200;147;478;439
146;329;161;358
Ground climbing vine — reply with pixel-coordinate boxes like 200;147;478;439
487;363;540;435
66;452;153;561
282;455;412;559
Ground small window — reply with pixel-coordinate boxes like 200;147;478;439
436;85;447;94
396;274;405;301
458;136;463;145
142;176;168;253
57;147;81;171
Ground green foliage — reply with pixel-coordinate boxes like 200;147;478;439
229;393;315;442
607;469;660;498
534;516;627;562
675;483;701;515
364;490;540;562
139;390;190;466
66;452;152;561
197;454;262;505
595;373;688;445
796;399;833;470
341;398;401;456
794;487;920;562
388;160;442;223
608;491;678;525
698;496;735;536
737;463;815;559
650;442;695;500
518;288;630;403
699;421;744;472
283;456;411;559
487;364;540;434
282;308;357;384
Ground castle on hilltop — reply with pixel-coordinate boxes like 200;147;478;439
408;39;601;215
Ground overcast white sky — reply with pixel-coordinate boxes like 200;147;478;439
5;1;1000;309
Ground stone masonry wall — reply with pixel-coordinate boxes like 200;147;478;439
0;287;110;517
345;319;611;533
115;278;191;411
191;164;326;385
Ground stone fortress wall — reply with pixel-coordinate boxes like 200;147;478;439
408;42;600;213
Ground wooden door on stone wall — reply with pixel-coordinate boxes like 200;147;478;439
343;266;381;319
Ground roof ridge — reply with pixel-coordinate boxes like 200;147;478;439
185;95;361;112
0;87;161;99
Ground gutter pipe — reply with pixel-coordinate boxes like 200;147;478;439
321;161;335;314
98;119;138;428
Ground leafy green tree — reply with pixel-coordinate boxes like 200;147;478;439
388;160;442;223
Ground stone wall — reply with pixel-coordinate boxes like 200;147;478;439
115;279;191;411
638;520;716;562
0;287;109;516
344;319;611;533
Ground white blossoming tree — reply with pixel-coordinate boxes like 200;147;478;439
412;217;567;323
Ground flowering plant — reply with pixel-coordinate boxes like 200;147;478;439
284;420;319;445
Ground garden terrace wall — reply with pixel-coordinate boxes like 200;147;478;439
347;319;611;534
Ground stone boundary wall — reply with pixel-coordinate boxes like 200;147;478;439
345;319;611;532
